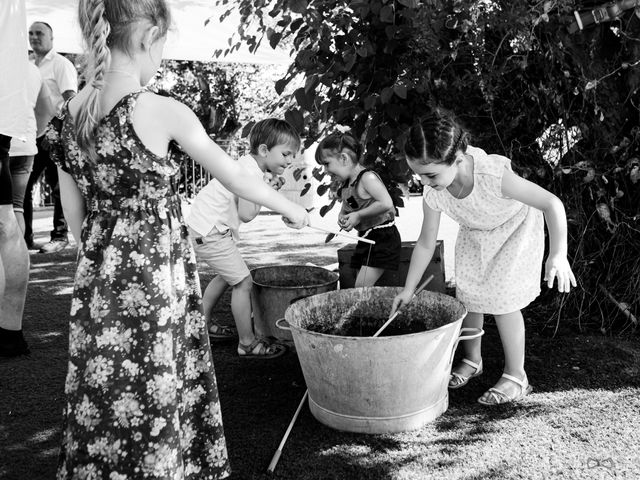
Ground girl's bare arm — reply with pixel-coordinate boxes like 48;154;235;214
57;168;86;244
341;171;394;230
151;96;308;228
502;168;577;292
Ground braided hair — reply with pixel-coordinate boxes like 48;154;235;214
75;0;171;157
404;107;469;166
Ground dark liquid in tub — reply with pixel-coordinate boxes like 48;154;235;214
306;315;428;337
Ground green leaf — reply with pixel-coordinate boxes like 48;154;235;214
380;125;393;140
294;88;314;111
285;109;305;132
356;45;369;57
311;167;324;181
304;74;319;93
290;18;304;33
241;121;255;138
344;53;356;72
269;31;282;49
277;15;291;27
363;95;377;110
317;183;330;196
300;182;311;196
268;6;281;17
398;0;419;7
393;84;407;99
319;204;331;217
296;49;316;69
275;78;291;95
385;25;397;39
380;5;394;23
319;199;337;217
380;87;393;104
290;0;308;14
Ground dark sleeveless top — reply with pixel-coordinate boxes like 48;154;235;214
339;168;394;232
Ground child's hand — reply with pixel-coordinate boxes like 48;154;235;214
282;205;310;229
544;254;577;293
391;289;414;317
338;212;359;231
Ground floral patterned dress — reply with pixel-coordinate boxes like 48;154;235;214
49;90;231;479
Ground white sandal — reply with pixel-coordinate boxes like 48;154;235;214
477;373;533;406
448;358;483;389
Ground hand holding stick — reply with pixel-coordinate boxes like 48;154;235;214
307;225;376;245
374;274;434;336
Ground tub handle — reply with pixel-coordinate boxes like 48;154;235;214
449;327;484;365
275;318;291;331
458;327;484;342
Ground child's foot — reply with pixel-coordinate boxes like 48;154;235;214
237;337;286;359
208;323;238;343
449;358;483;389
477;373;532;405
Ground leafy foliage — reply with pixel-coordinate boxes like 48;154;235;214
217;0;640;331
149;60;289;196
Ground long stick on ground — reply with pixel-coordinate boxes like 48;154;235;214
266;274;434;474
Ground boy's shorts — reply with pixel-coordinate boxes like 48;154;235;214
188;226;250;286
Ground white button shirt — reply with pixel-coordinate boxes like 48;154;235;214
32;49;77;115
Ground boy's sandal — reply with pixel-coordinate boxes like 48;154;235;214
237;338;286;359
448;358;483;389
477;373;533;406
208;323;238;342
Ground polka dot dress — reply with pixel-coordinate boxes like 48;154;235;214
424;146;544;314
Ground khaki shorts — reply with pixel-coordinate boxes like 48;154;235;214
188;226;250;286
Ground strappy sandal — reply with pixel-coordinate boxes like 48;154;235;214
477;373;533;406
448;358;483;389
208;323;238;343
237;337;286;359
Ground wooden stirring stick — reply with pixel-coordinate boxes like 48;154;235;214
307;225;376;245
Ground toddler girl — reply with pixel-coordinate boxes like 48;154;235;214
316;132;402;287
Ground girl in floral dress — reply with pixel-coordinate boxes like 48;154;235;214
50;1;308;478
392;108;576;406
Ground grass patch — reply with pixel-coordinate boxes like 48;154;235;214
1;247;639;479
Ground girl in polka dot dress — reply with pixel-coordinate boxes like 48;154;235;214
392;108;576;405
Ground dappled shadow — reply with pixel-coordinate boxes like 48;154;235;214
3;234;640;479
0;249;76;480
462;322;640;394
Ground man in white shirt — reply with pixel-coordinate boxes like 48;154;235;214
9;63;54;233
23;21;77;253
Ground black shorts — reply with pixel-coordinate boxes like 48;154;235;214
350;224;401;271
0;134;12;205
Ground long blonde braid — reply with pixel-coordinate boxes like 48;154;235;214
76;0;111;157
